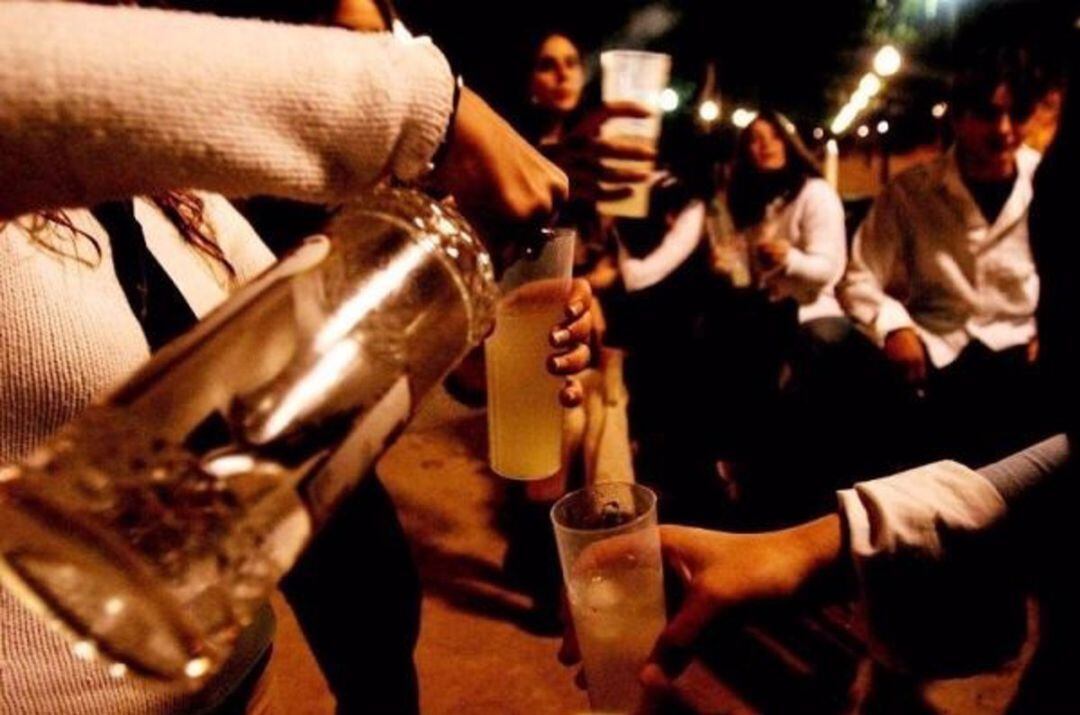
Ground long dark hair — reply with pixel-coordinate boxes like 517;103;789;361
516;29;589;145
727;110;822;231
4;192;235;279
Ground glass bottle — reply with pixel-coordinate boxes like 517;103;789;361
0;187;497;683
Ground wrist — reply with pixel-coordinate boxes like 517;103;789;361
428;73;464;176
786;514;844;588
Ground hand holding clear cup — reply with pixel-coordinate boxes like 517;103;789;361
541;103;659;205
596;50;672;218
486;229;582;479
551;483;667;714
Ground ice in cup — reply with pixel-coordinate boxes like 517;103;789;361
552;483;667;713
598;50;671;219
485;229;576;479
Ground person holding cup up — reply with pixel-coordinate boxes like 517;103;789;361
480;32;666;631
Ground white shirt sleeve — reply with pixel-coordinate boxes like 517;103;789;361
0;2;454;218
838;460;1027;675
618;200;705;292
839;184;918;344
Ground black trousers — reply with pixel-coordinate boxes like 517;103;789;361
922;341;1048;467
281;474;422;715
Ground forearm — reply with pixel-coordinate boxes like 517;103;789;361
835;449;1060;673
619;201;704;292
782;246;837;289
978;433;1070;503
0;2;452;217
784;514;844;591
768;244;840;304
840;264;916;343
777;182;846;295
840;193;918;342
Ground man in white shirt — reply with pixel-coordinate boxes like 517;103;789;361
841;62;1047;464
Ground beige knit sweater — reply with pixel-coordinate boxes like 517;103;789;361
0;1;454;218
1;3;456;711
1;196;276;713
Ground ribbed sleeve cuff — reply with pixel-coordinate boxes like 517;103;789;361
386;35;454;182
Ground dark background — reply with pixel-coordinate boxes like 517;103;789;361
175;0;1079;149
398;0;1078;143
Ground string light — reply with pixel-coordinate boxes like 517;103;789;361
874;45;903;77
732;108;758;128
698;99;720;122
659;88;679;113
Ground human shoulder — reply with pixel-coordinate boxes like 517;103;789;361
799;177;842;206
887;155;945;198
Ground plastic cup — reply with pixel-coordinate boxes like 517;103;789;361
552;483;666;713
598;50;671;218
485;229;576;479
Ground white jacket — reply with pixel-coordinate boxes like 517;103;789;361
746;178;847;324
841;148;1040;368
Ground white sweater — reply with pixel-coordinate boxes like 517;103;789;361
0;1;454;218
0;4;455;710
618;200;705;293
1;196;275;713
746;178;847;323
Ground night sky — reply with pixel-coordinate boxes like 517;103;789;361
400;0;1077;131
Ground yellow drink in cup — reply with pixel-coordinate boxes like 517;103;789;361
485;229;576;479
596;131;656;218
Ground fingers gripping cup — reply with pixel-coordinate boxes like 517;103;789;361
552;483;667;714
485;228;576;479
598;50;671;219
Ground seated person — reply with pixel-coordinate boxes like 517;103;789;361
840;58;1045;465
708;111;860;521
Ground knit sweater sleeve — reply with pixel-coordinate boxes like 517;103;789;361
0;1;454;219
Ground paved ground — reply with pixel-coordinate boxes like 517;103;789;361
268;389;587;714
267;388;1031;714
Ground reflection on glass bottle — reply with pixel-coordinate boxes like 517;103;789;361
0;188;496;684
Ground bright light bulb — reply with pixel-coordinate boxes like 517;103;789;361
732;108;758;128
859;73;883;97
874;45;903;77
659;88;679;113
698;99;720;122
831;105;858;135
932;102;948;118
857;124;871;138
877;120;890;134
